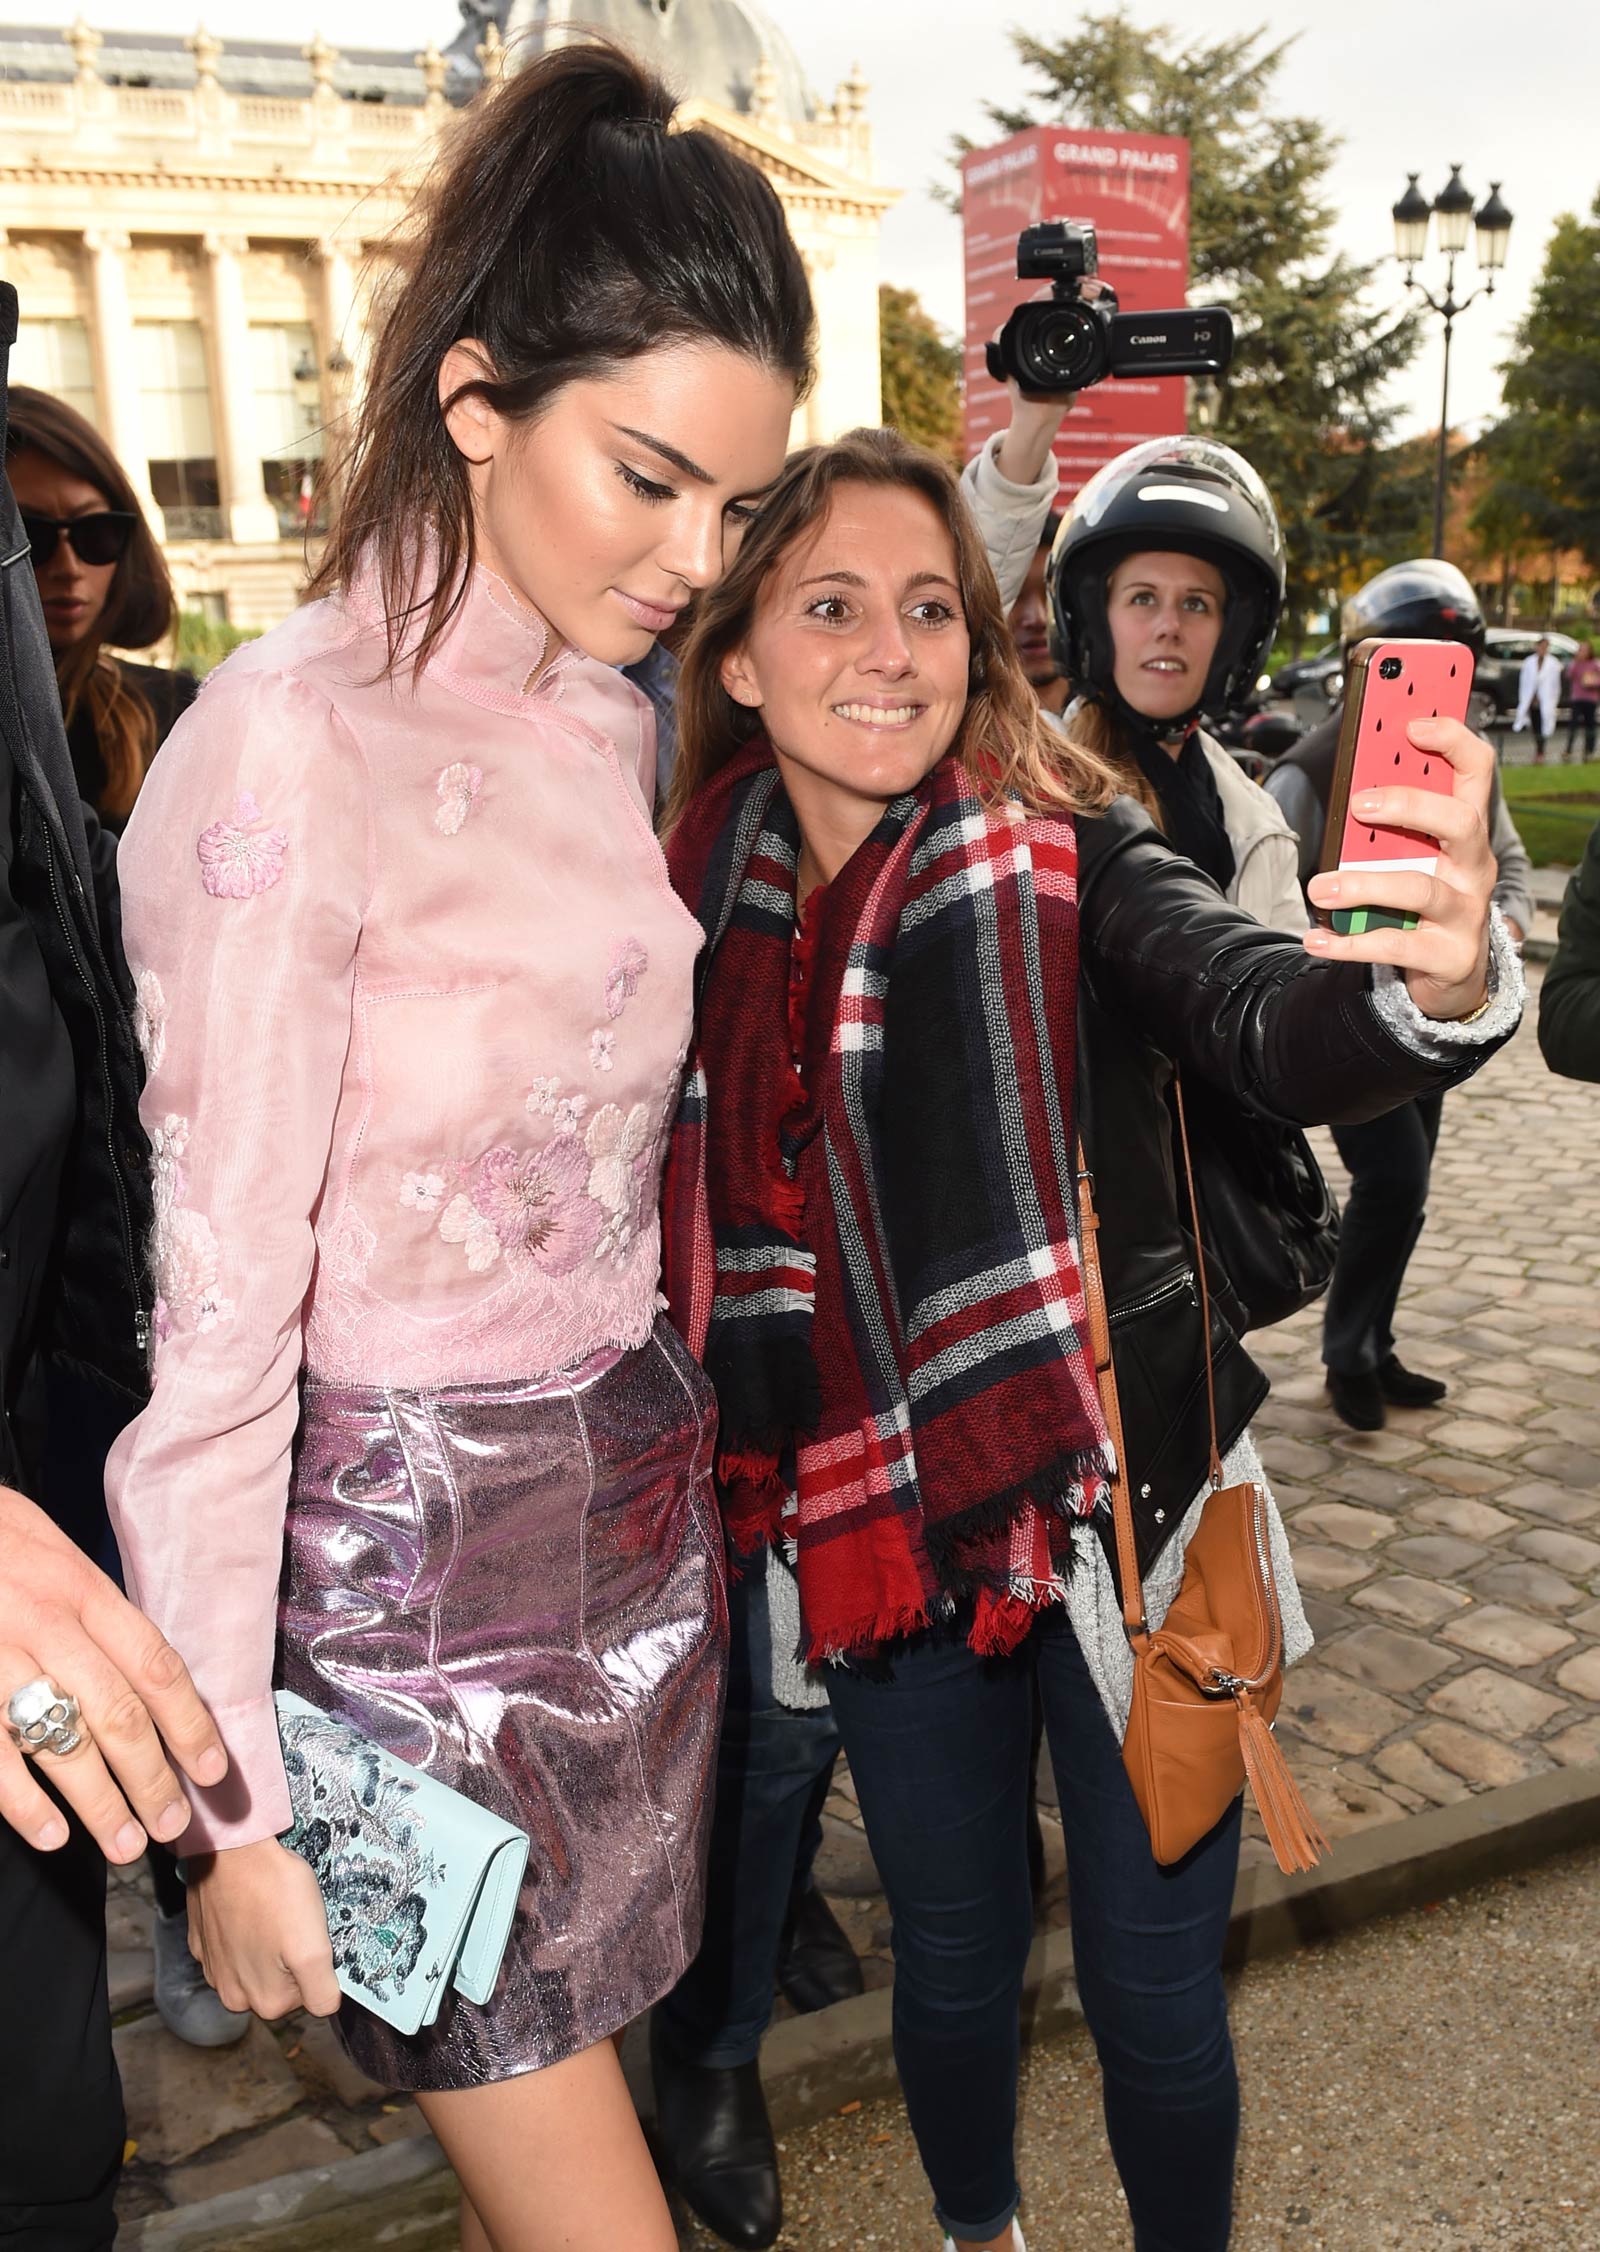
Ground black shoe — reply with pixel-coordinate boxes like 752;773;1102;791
650;2017;783;2250
776;1879;865;2014
1377;1355;1448;1408
1327;1368;1385;1431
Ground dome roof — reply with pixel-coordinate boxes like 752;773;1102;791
455;0;816;124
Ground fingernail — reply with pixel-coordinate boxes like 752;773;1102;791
154;1799;190;1841
1304;929;1332;950
1317;877;1341;899
113;1819;147;1861
1354;794;1381;814
36;1816;69;1850
196;1747;227;1785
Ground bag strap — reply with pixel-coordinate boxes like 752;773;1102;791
1075;1068;1224;1645
1075;1149;1146;1639
1170;1073;1226;1493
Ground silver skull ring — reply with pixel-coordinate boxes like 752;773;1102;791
5;1677;85;1759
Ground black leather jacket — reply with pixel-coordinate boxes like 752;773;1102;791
1;284;150;1487
1077;797;1507;1582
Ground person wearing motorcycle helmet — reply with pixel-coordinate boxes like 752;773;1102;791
1267;559;1533;921
1047;436;1307;935
1264;558;1533;1433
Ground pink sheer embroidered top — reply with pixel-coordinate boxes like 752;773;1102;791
105;565;701;1849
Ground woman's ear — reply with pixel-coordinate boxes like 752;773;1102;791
721;648;763;709
438;340;499;466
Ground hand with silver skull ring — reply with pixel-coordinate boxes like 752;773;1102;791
6;1677;87;1759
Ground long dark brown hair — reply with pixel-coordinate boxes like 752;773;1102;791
664;426;1120;833
6;386;175;819
311;38;816;680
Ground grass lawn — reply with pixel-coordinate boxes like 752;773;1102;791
1501;759;1600;867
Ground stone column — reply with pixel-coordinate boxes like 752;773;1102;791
203;231;279;544
82;228;162;531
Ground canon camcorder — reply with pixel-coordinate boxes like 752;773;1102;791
984;221;1233;397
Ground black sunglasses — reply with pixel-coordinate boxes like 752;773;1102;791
19;508;137;571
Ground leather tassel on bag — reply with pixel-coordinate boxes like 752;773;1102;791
1077;1075;1328;1879
1236;1690;1329;1875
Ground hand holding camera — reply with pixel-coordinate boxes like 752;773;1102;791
985;220;1233;398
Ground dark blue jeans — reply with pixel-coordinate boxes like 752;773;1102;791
826;1609;1241;2248
660;1555;842;2068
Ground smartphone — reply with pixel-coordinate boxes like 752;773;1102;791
1319;638;1473;935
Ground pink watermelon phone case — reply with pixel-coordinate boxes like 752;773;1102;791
1321;639;1472;933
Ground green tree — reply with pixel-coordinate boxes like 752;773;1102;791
1472;192;1600;574
956;12;1423;640
879;284;963;466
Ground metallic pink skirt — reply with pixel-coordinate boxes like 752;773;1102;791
277;1317;727;2091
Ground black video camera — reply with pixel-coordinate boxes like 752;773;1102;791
984;220;1233;398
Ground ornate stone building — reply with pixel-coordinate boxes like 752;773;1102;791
0;3;892;627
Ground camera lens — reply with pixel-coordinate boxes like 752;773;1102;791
1379;657;1403;680
1019;302;1109;392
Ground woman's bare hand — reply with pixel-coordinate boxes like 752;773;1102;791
1304;715;1497;1021
186;1836;341;2019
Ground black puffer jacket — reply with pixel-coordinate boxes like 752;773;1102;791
1;283;151;1485
1077;797;1507;1582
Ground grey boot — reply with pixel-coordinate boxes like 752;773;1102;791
153;1904;252;2048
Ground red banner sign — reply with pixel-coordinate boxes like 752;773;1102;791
962;125;1192;504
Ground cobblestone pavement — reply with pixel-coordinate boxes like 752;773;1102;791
111;971;1600;2232
677;1843;1600;2251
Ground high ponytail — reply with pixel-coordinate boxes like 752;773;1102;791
312;38;816;679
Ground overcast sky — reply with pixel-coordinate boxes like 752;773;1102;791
18;0;1598;439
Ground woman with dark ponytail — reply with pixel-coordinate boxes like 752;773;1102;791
105;41;813;2248
7;385;193;830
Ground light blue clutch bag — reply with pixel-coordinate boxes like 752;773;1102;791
274;1689;530;2038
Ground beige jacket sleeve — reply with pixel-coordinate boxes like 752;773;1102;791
960;433;1060;613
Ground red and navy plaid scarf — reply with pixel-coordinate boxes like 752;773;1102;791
662;743;1111;1660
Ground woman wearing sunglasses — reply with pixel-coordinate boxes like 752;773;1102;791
6;388;193;832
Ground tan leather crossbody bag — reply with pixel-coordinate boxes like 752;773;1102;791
1076;1079;1328;1876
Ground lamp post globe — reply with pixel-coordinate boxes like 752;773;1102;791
1475;182;1513;275
1432;163;1475;257
1392;173;1432;268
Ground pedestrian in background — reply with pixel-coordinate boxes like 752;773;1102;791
6;385;194;831
1538;812;1600;1081
1266;560;1534;1430
1514;634;1562;761
1565;639;1600;761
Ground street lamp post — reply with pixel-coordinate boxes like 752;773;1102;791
1391;166;1513;559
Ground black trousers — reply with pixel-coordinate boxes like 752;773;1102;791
1322;1092;1445;1377
0;1813;122;2250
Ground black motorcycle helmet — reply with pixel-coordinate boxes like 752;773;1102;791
1339;558;1486;666
1046;435;1286;727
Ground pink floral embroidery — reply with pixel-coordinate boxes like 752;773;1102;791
525;1075;560;1118
197;791;288;899
438;1138;599;1277
554;1095;587;1135
590;1030;616;1074
147;1115;234;1338
132;969;167;1073
435;762;483;837
399;1170;446;1214
585;1102;652;1216
604;938;649;1020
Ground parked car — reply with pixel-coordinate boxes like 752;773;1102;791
1270;642;1342;699
1476;628;1580;720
